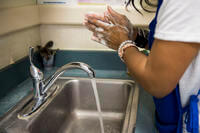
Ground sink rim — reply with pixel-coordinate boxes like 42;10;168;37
19;77;136;118
0;77;135;119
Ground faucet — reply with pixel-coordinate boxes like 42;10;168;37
24;47;95;116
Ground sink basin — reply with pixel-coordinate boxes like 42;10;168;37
0;77;139;133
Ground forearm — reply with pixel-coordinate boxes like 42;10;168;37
123;46;154;96
123;46;147;81
122;39;200;98
123;45;174;98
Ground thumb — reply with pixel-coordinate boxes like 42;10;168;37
107;5;119;16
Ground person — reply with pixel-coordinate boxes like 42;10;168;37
84;0;200;132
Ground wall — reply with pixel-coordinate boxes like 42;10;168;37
40;25;109;50
0;26;41;69
0;3;155;69
0;0;40;69
0;0;36;10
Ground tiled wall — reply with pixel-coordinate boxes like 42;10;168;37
0;26;41;69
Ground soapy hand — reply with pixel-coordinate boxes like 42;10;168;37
84;12;109;46
84;12;111;33
85;17;130;50
84;6;135;50
84;12;114;47
105;6;137;41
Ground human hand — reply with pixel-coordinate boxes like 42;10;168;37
84;12;113;47
84;12;112;46
86;17;130;50
105;6;137;41
84;12;110;32
84;7;135;50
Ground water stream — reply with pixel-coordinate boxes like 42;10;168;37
91;78;105;133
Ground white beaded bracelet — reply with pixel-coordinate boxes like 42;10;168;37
118;40;138;62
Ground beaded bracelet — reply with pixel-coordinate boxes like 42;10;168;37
118;40;138;62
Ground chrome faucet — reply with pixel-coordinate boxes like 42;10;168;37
26;47;95;116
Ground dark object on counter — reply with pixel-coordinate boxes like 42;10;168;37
37;41;58;70
37;41;56;60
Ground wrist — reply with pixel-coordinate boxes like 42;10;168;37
123;46;138;62
118;40;138;62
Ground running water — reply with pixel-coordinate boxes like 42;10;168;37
91;78;105;133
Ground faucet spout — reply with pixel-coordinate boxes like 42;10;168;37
24;47;96;117
21;48;96;117
43;62;95;93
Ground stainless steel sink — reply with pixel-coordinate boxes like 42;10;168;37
0;77;139;133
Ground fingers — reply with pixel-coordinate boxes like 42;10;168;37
84;21;97;32
87;18;110;31
84;21;107;39
84;15;109;40
92;31;117;50
91;35;100;43
107;5;120;18
106;6;130;27
85;12;107;23
85;22;107;37
104;13;116;25
91;34;109;47
95;27;105;34
105;6;124;25
85;12;103;20
100;39;108;46
84;12;110;32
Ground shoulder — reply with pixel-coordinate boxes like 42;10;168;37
154;0;200;43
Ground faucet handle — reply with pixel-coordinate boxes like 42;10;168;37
29;47;34;66
29;47;44;80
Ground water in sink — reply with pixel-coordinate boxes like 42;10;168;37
91;78;104;133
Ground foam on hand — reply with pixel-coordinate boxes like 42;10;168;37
96;20;114;27
95;27;104;32
85;11;114;27
92;34;108;47
85;12;104;20
85;11;113;48
100;39;108;47
85;11;100;16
